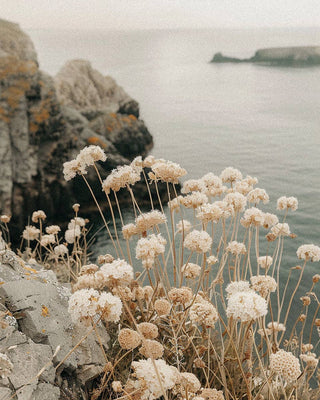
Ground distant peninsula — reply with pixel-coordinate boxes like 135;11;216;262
211;46;320;66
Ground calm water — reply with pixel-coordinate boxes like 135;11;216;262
28;27;320;293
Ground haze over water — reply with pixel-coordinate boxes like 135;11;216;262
28;27;320;292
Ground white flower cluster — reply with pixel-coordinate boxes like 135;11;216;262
149;160;187;183
68;288;122;324
180;192;208;209
226;241;246;255
296;244;320;262
250;275;277;297
220;167;242;183
224;192;247;212
226;281;251;298
277;196;298;211
226;291;268;322
240;207;265;228
22;225;40;241
131;358;180;399
98;258;134;287
197;203;224;223
136;234;166;269
102;165;140;194
257;256;273;269
189;295;219;328
184;230;212;253
247;188;269;204
63;145;107;181
270;223;291;237
176;220;192;234
269;349;301;381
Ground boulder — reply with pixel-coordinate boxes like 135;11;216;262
0;249;110;399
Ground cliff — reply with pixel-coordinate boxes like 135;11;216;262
0;20;154;234
211;46;320;66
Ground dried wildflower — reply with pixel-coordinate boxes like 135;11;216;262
154;298;171;316
97;259;133;288
98;292;122;323
269;349;301;381
300;352;318;368
277;196;298;211
68;288;100;324
112;286;133;301
22;225;40;241
72;203;80;212
226;281;251;298
122;223;138;240
139;339;164;359
250;275;277;297
40;234;55;247
131;359;180;399
181;262;201;279
297;244;320;262
224;192;247;212
197;203;223;223
136;234;166;269
168;196;183;212
97;254;114;264
0;353;13;378
234;180;253;195
240;207;265;228
193;358;206;368
226;241;246;255
270;223;291;237
189;295;219;328
118;328;141;349
200;388;225;400
214;200;234;219
73;273;102;291
247;188;269;204
263;213;279;229
102;165;140;194
176;220;192;234
302;344;313;353
184;230;212;253
112;381;123;393
131;156;143;173
143;286;154;302
299;314;306;322
149;160;187;183
220;167;242;184
68;217;86;228
179;372;201;393
313;274;320;283
207;255;218;265
45;225;61;235
201;173;227;197
138;322;159;339
78;145;107;167
300;296;311;306
257;256;273;269
54;244;68;256
181;179;206;194
135;210;167;233
180;192;208;209
227;291;268;322
80;264;99;275
65;226;81;243
63;158;87;181
31;210;46;223
267;322;286;332
0;215;10;223
168;287;193;305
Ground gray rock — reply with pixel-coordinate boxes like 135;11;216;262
0;254;110;398
55;59;139;117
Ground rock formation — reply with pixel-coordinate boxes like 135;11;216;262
0;19;154;235
211;46;320;66
0;250;110;399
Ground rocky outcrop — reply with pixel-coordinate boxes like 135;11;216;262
211;46;320;66
0;250;110;399
0;19;153;234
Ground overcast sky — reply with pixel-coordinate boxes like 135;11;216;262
2;0;320;30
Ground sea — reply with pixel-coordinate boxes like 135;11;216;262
27;27;320;312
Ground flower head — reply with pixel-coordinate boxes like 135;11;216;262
227;291;268;322
269;350;301;381
297;244;320;262
184;230;212;253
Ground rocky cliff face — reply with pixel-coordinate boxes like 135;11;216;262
0;19;153;234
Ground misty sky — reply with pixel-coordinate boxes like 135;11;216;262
2;0;320;30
